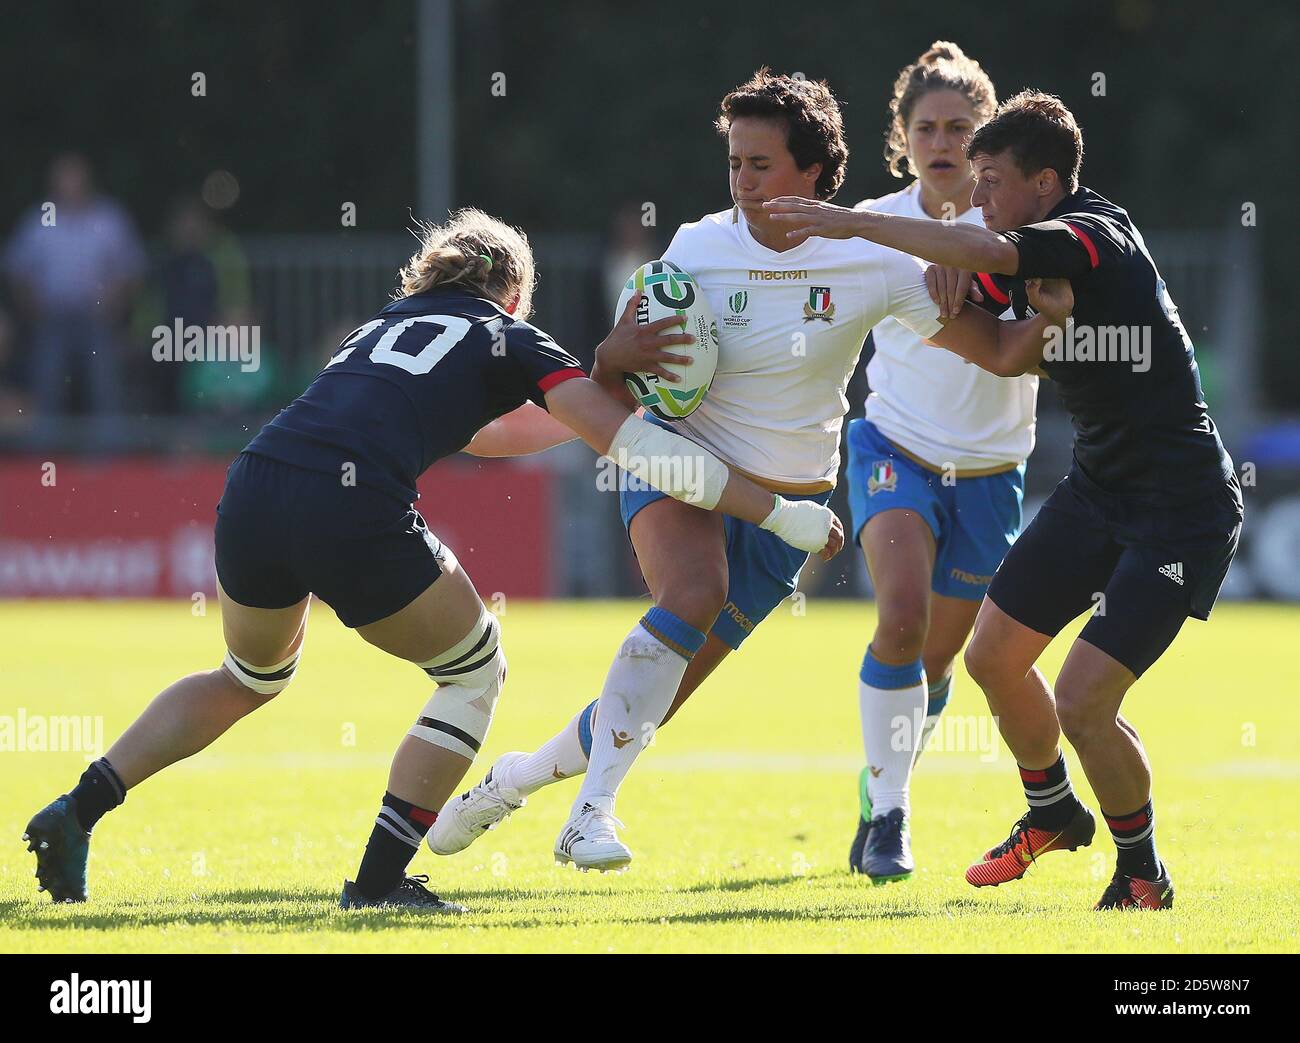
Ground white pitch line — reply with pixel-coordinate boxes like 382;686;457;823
179;750;1009;773
175;751;1300;778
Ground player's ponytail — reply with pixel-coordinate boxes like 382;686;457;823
399;208;538;318
884;41;998;178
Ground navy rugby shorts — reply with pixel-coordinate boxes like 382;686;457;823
986;466;1242;677
214;452;448;628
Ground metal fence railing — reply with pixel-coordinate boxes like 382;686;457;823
245;232;603;372
241;227;1260;397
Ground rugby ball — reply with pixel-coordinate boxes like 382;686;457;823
615;260;718;420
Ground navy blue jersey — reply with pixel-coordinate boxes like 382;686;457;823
245;288;585;502
976;188;1236;507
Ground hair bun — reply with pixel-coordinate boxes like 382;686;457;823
924;40;963;63
885;40;997;180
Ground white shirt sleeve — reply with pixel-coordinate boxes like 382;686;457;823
661;224;689;266
882;248;943;339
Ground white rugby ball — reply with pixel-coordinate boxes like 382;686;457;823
615;260;718;420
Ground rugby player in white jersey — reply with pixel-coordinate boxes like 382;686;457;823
432;70;1070;872
845;43;1039;883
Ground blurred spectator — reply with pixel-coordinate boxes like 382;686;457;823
134;195;251;411
179;304;278;418
3;153;146;448
576;201;663;374
602;201;659;310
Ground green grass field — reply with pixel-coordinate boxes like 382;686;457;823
2;598;1297;953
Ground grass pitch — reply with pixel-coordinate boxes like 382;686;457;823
1;598;1296;953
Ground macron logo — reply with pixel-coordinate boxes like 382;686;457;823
1159;562;1184;585
49;975;151;1023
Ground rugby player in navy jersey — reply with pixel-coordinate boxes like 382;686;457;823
766;92;1243;910
22;209;843;911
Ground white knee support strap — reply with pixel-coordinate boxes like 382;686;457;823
410;609;505;759
223;649;300;696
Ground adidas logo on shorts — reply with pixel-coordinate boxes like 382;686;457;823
1159;561;1184;585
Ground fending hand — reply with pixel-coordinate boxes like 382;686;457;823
762;197;864;245
1025;277;1074;326
925;265;983;321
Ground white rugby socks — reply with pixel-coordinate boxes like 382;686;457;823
500;700;597;795
858;646;927;817
571;607;705;815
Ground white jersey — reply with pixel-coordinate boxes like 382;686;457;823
859;182;1038;471
662;207;943;491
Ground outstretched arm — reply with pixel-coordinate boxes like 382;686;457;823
463;401;577;457
761;197;1080;377
543;376;844;560
763;197;1021;275
465;291;697;457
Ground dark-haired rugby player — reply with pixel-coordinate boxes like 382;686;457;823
766;91;1243;910
425;71;1073;875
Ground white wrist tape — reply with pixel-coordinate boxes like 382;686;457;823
759;496;834;553
605;414;729;510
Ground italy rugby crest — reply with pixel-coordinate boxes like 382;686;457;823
867;460;897;496
803;286;835;323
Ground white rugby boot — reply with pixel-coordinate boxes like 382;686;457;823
427;752;527;855
554;802;631;872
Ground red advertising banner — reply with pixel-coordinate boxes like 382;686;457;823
0;456;553;600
